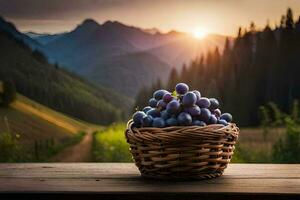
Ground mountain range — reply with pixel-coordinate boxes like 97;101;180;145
0;16;229;97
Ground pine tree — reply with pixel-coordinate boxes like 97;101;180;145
250;21;256;33
280;15;286;28
285;8;294;30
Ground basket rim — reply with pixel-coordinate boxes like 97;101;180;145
126;120;239;144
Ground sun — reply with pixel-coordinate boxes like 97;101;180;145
192;27;208;39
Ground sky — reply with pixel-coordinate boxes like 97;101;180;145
0;0;300;36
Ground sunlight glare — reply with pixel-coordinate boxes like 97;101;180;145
192;27;208;39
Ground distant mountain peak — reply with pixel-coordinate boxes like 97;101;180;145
167;30;183;36
102;20;125;28
143;28;161;35
81;18;99;26
73;18;100;34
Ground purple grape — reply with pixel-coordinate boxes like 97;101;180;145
153;117;165;128
142;106;152;113
196;97;211;108
214;109;222;117
131;123;141;128
177;112;192;126
142;115;153;127
220;113;233;122
166;117;178;126
157;99;167;109
146;108;161;118
153;90;168;100
182;92;197;107
166;100;180;114
192;90;201;101
149;98;158;108
218;119;229;126
199;108;211;123
192;120;206;126
163;93;174;103
132;111;146;125
184;106;201;116
175;83;189;95
208;115;218;124
209;98;219;110
161;110;170;120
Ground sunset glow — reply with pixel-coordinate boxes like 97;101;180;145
192;27;208;39
1;0;300;35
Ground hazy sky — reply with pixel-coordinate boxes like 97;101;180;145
1;0;300;36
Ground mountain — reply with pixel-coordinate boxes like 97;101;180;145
37;19;228;97
0;28;133;125
0;16;41;50
26;32;66;45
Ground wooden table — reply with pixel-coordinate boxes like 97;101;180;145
0;163;299;199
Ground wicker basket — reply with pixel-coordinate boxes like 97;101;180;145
125;120;239;180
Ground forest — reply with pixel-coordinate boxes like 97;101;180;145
135;8;300;126
0;30;132;125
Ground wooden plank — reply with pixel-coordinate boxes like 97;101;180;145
0;163;299;200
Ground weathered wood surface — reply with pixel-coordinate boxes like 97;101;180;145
0;163;299;200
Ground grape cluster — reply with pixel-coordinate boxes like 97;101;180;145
132;83;233;128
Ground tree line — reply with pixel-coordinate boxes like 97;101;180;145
135;8;300;126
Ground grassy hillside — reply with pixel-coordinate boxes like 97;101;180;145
12;94;101;134
0;94;100;162
0;30;133;125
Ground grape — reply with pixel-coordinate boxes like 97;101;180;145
182;92;197;107
199;108;211;123
192;120;206;126
161;110;171;120
208;115;218;124
146;108;161;118
157;99;167;109
196;97;211;108
142;115;153;127
132;82;234;128
163;93;174;103
131;123;141;128
166;117;178;126
192;90;201;101
142;106;152;113
132;111;146;125
177;112;192;126
166;100;180;114
184;106;201;116
220;113;233;122
153;117;166;128
218;119;229;126
209;98;219;110
175;83;189;95
149;98;158;108
153;90;168;100
214;109;221;117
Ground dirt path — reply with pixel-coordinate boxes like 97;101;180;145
51;131;93;162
